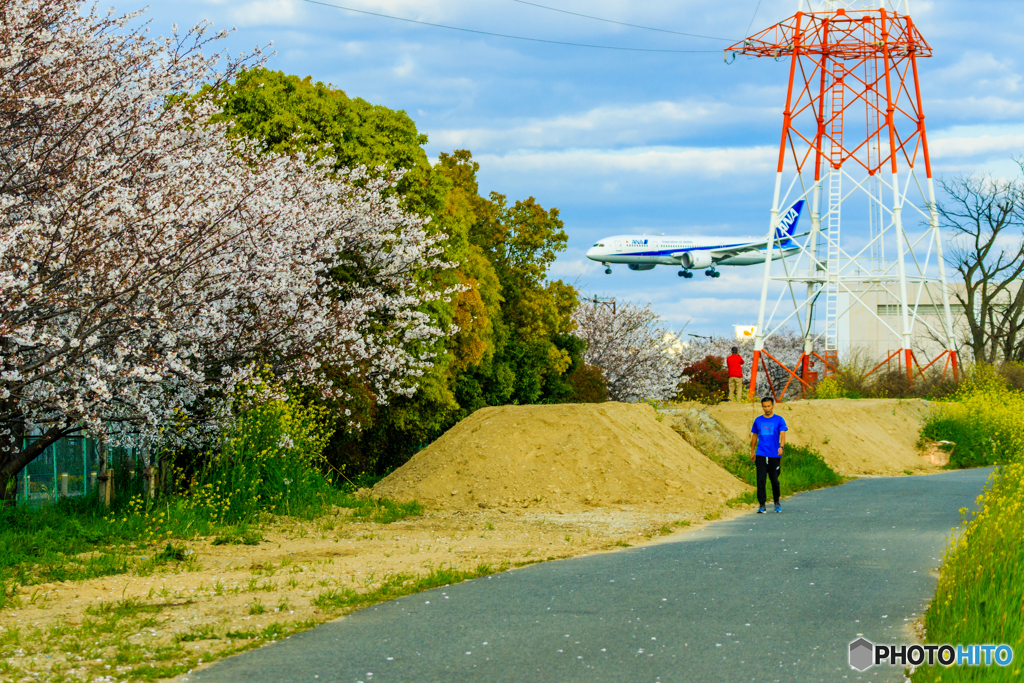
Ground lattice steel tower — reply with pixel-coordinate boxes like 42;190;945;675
727;0;959;399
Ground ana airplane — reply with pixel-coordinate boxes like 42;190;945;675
586;200;806;279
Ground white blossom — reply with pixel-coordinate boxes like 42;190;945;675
0;0;456;475
573;301;680;403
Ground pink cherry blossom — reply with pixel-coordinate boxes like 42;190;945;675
0;0;456;494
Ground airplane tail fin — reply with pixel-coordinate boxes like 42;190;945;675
774;199;805;245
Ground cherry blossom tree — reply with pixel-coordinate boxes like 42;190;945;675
573;300;680;403
0;0;454;501
678;331;820;400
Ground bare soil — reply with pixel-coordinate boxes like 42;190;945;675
0;506;735;682
705;398;940;475
373;402;752;513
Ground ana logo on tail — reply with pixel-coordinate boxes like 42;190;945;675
775;200;805;244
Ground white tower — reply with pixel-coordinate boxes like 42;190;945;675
728;0;959;399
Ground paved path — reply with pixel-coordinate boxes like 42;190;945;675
184;468;992;683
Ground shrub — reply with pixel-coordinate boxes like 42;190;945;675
565;363;609;403
813;377;846;400
184;395;336;524
715;444;844;499
920;366;1024;468
678;355;728;404
996;361;1024;391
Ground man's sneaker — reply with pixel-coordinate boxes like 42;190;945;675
757;506;767;514
774;504;782;513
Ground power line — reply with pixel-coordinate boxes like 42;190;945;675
510;0;730;42
744;0;764;40
298;0;719;53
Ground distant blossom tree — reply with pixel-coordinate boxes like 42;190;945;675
573;301;679;403
678;332;819;400
0;0;454;501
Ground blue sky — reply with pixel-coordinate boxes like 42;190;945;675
142;0;1024;335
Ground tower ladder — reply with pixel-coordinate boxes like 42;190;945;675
824;63;845;358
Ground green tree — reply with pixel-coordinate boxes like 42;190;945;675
438;151;581;410
210;72;581;475
210;68;445;217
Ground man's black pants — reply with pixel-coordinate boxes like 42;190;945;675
755;455;781;506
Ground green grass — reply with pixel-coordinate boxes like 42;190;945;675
344;496;424;524
0;488;422;597
718;443;845;506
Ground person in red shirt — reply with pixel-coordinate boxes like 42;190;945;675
726;347;744;402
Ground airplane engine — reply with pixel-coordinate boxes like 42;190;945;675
680;252;713;270
627;263;657;271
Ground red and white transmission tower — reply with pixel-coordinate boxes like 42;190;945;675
727;0;959;400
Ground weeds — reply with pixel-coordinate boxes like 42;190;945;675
912;369;1024;681
84;598;163;620
920;366;1024;468
346;497;424;524
0;492;418;591
177;624;220;642
714;444;845;502
311;564;504;614
808;349;959;400
211;529;262;546
913;463;1024;682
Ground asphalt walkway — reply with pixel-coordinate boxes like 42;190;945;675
183;468;992;683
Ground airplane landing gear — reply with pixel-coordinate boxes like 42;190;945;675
705;269;721;279
604;268;612;275
678;269;693;279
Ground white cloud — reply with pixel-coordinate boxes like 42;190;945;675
549;257;602;279
929;124;1024;159
430;100;780;152
931;51;1022;94
230;0;301;26
930;96;1024;122
477;145;777;177
931;134;1024;159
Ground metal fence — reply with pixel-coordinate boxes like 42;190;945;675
17;436;142;504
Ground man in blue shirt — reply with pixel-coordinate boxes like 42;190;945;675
750;396;787;513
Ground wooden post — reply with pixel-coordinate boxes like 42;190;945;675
144;467;157;501
97;439;112;508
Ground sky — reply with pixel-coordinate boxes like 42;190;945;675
139;0;1024;336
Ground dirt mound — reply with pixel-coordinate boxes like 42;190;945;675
705;398;938;476
373;403;751;513
659;405;748;459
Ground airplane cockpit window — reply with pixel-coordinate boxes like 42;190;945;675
599;244;605;247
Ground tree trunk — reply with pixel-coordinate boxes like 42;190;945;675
0;424;67;507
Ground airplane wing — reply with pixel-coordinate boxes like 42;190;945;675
708;231;810;259
671;199;810;262
669;231;809;261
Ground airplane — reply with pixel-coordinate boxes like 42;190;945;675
586;200;806;279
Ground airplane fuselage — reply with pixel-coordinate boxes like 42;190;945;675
586;235;797;267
